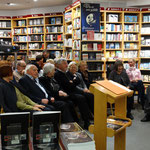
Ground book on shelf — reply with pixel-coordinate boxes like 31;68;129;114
82;53;88;60
87;43;93;50
60;130;95;150
87;31;94;40
51;18;56;24
56;17;62;24
97;44;102;50
124;15;137;22
82;44;88;51
107;14;119;22
88;53;96;60
93;43;97;50
82;34;87;40
32;111;61;150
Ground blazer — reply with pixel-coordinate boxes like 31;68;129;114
19;75;51;103
0;78;18;112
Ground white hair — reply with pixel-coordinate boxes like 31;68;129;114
43;63;55;76
24;64;35;74
68;61;77;70
56;58;67;65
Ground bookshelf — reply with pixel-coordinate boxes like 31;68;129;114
0;17;12;46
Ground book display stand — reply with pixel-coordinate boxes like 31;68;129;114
89;80;133;150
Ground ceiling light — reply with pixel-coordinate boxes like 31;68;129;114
7;3;16;6
33;0;38;2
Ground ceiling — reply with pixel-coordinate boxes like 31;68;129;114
0;0;72;10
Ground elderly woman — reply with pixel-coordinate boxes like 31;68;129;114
0;61;45;113
39;63;77;122
67;61;94;116
78;60;93;89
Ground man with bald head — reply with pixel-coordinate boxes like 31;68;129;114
13;60;26;82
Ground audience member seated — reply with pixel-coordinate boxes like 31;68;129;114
54;58;92;129
13;60;26;82
67;61;94;115
141;85;150;122
126;58;146;109
39;63;78;122
46;59;55;64
78;60;93;89
19;64;74;123
0;61;45;113
108;60;134;120
42;50;55;63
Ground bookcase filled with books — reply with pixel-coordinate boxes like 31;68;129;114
0;17;12;46
45;13;64;59
140;9;150;85
123;8;140;63
12;17;28;54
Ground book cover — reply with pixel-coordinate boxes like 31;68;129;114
107;123;123;131
56;17;62;24
87;31;94;40
87;43;93;50
97;44;102;50
82;44;88;51
82;34;87;40
51;18;56;24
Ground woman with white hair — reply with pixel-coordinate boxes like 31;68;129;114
39;63;78;122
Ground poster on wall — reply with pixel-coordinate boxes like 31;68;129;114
81;3;100;33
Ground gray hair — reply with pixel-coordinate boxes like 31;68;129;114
68;61;78;70
24;64;35;74
43;63;55;76
56;58;67;65
16;60;26;67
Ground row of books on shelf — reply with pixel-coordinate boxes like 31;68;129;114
47;43;63;49
66;24;73;34
28;18;44;26
106;34;122;41
65;12;72;22
82;32;104;41
140;50;150;58
16;20;26;26
87;63;104;71
73;51;80;61
141;27;150;34
106;24;122;32
124;42;138;49
82;53;104;61
0;21;11;28
73;40;80;50
74;7;80;18
28;27;44;34
73;18;80;28
106;14;119;22
49;17;62;24
106;51;122;59
0;39;11;45
28;51;43;59
82;43;102;51
64;38;72;47
91;72;103;81
140;63;150;69
0;31;11;37
13;36;27;42
124;15;138;22
143;15;150;22
124;34;138;41
106;42;120;49
124;51;138;58
16;44;27;50
124;62;138;69
29;43;44;49
142;75;150;82
124;24;139;32
46;34;63;41
46;26;63;33
73;29;80;39
64;51;80;61
14;28;27;34
141;37;150;45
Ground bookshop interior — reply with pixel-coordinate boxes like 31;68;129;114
1;0;150;149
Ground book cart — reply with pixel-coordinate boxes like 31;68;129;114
89;80;133;150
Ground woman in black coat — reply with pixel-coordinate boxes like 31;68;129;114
108;60;134;120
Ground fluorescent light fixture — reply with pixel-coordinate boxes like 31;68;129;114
7;3;16;6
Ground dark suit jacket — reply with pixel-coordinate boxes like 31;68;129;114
0;78;18;112
19;75;51;104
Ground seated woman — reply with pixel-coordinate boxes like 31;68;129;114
108;60;134;120
0;60;45;113
67;61;94;116
78;60;93;89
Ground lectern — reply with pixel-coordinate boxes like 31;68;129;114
89;80;133;150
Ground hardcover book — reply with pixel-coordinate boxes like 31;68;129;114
87;31;94;40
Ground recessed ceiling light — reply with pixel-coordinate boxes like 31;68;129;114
33;0;38;2
7;3;16;6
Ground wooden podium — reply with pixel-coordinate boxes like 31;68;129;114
89;80;133;150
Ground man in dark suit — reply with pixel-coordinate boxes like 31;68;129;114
54;58;92;129
19;64;74;123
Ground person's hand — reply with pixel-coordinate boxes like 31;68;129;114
34;104;45;109
41;99;49;104
59;90;68;97
51;97;55;103
83;88;90;93
33;106;42;111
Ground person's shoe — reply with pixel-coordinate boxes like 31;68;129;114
127;113;134;120
141;115;150;122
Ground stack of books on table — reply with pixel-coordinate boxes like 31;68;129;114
60;122;95;150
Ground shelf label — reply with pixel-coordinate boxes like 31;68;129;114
100;7;104;10
81;3;100;33
45;12;63;16
124;8;140;11
141;8;150;11
72;0;80;7
0;16;11;19
12;15;28;18
65;5;72;11
106;7;123;11
31;14;44;17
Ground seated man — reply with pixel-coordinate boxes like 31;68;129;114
126;58;145;108
54;58;92;129
13;60;26;82
0;61;44;113
19;64;74;123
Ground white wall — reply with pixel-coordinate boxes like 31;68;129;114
127;0;150;7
